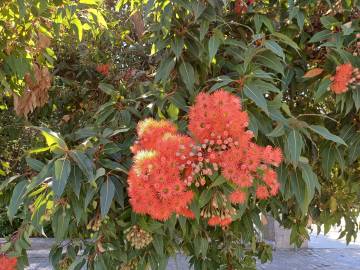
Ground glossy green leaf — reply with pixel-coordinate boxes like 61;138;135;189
264;40;285;60
53;158;71;198
286;129;304;165
208;35;221;63
8;180;27;221
100;179;115;217
171;37;184;59
179;62;195;93
308;125;346;145
243;82;269;114
33;127;67;154
69;150;95;181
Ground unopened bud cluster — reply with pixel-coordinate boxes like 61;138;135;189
201;194;236;229
119;260;137;270
125;225;153;249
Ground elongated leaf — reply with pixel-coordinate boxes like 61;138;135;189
100;179;115;217
309;30;332;43
303;68;323;78
208;35;221;62
243;82;269;114
320;143;336;177
308;125;346;145
300;163;320;196
290;171;309;214
69;150;95;181
286;129;304;165
52;208;70;242
53;158;71;198
314;77;331;101
26;157;45;172
264;40;285;60
352;88;360;111
98;82;115;95
271;32;300;52
179;62;195;92
0;175;22;192
33;127;67;154
8;180;27;221
171;37;184;59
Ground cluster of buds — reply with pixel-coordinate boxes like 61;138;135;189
353;33;360;56
178;131;246;187
200;194;237;229
125;225;153;249
119;260;137;270
86;217;101;232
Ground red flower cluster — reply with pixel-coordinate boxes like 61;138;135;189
128;90;283;227
0;255;17;270
96;64;110;76
128;122;194;221
330;63;359;94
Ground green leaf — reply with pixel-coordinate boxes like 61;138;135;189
68;257;86;270
71;16;83;41
257;51;284;75
155;57;176;83
309;30;332;43
152;235;164;256
199;189;213;208
0;175;22;192
69;151;95;181
25;157;45;172
271;32;300;52
352;88;360;111
200;238;209;257
314;77;331;102
52;208;70;242
88;8;107;28
286;129;304;165
266;124;285;137
308;125;346;145
320;16;340;29
53;158;71;198
179;62;195;93
243;82;269;114
208;35;221;63
111;176;124;208
199;20;209;41
300;163;320;196
33;127;67;154
100;179;115;217
98;83;115;95
191;1;206;20
79;0;100;4
320;143;336;177
8;180;27;221
290;171;309;214
171;37;184;59
264;40;285;60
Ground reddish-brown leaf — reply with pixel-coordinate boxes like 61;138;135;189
303;68;324;78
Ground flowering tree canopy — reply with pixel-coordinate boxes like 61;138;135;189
0;0;359;269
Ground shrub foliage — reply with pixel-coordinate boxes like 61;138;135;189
0;0;359;269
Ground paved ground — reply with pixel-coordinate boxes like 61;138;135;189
27;248;360;270
22;224;360;269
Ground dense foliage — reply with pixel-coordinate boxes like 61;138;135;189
0;0;359;269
